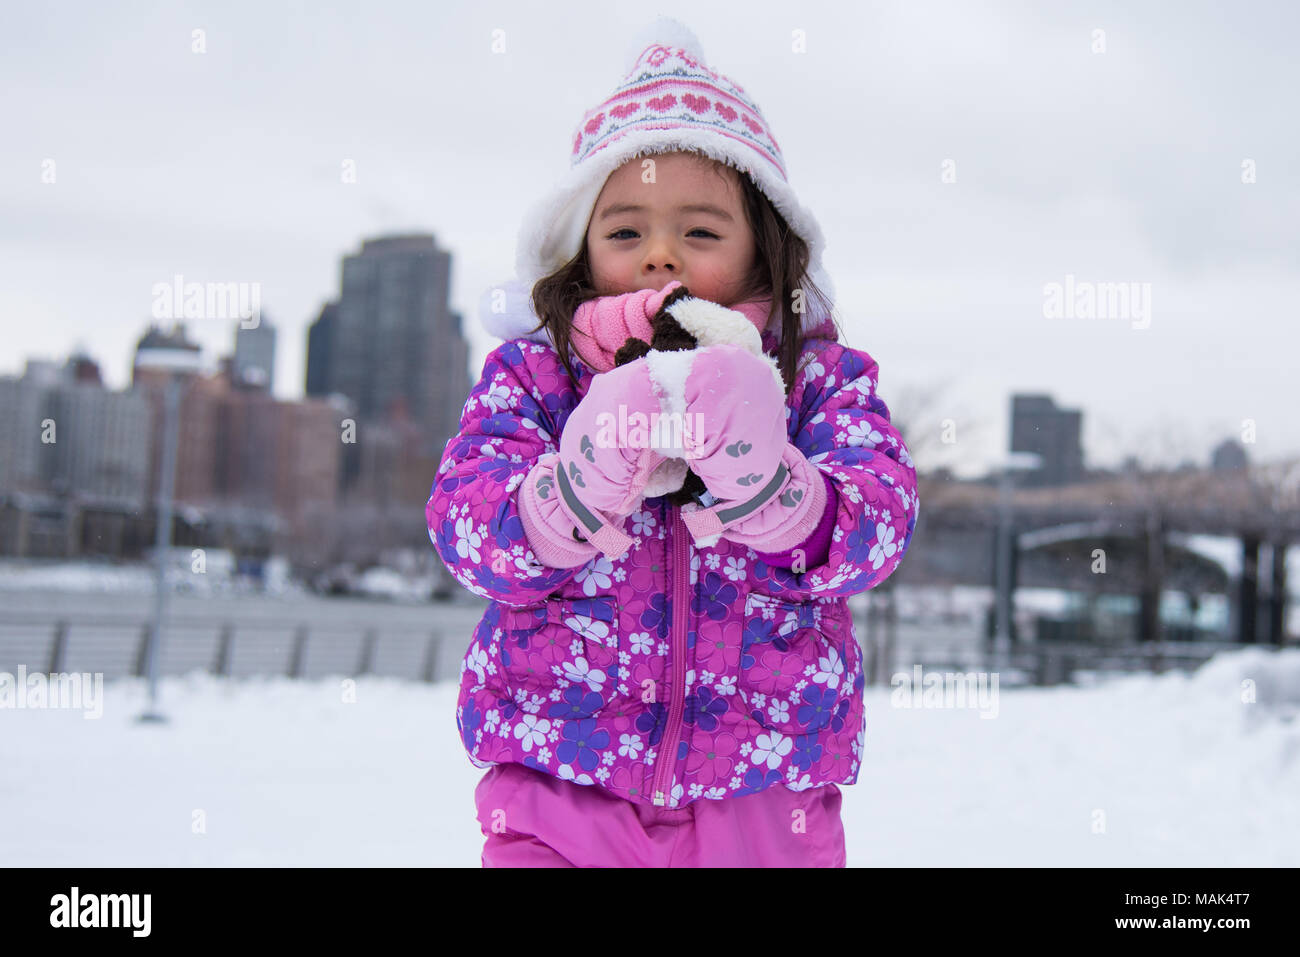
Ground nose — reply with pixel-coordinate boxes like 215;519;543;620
641;234;681;286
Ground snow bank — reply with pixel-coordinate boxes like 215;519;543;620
1;648;1296;866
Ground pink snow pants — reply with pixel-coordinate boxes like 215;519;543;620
474;762;846;867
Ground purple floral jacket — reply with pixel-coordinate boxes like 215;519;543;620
426;326;919;808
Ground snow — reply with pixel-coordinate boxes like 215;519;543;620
0;556;437;601
0;553;299;597
0;559;160;594
2;648;1297;867
351;566;436;602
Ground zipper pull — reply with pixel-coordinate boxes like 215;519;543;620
652;791;666;806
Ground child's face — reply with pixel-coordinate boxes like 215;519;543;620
584;151;757;306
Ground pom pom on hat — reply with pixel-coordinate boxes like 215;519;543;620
620;15;708;69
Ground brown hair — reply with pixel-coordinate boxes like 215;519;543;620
527;151;839;397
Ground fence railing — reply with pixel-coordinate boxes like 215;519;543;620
879;637;1253;686
0;613;462;684
0;612;1261;687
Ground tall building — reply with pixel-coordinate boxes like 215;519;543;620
275;397;346;513
214;388;281;507
1211;438;1248;472
304;234;470;460
41;382;150;507
0;374;44;494
232;318;276;391
0;359;149;509
215;386;343;523
67;352;103;385
1009;394;1084;487
305;301;337;397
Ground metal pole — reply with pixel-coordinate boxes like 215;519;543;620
994;467;1011;663
139;372;180;723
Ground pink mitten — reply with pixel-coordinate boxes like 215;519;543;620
520;358;670;563
681;344;788;500
682;443;829;551
559;357;670;513
518;453;605;568
677;344;827;550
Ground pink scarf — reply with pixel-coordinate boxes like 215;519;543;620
570;290;774;373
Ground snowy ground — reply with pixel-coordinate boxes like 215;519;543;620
3;647;1298;867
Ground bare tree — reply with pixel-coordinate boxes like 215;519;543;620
884;377;993;477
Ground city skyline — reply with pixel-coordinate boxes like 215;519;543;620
0;222;476;571
3;313;1263;489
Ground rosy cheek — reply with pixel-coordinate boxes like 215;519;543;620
588;253;615;290
602;262;629;289
690;266;728;299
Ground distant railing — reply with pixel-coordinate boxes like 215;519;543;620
880;637;1254;686
0;611;1267;687
0;613;459;683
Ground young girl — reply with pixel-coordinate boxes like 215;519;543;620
426;18;919;867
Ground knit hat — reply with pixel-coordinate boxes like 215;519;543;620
481;16;837;344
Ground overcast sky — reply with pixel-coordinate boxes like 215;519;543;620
2;0;1296;478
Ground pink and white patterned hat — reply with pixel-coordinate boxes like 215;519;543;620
486;16;837;343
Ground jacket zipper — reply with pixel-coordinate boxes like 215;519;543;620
652;503;689;807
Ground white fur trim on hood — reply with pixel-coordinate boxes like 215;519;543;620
478;279;552;347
